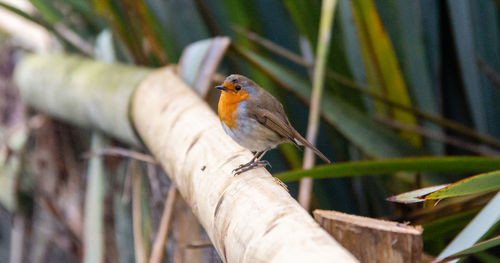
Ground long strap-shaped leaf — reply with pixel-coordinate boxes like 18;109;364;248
433;235;500;263
388;170;500;203
276;156;500;182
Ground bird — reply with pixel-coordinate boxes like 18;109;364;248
215;74;331;175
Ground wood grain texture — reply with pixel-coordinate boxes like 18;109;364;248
132;68;358;263
314;210;422;263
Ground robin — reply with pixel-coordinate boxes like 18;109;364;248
216;74;331;175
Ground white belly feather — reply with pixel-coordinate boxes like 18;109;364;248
221;103;282;152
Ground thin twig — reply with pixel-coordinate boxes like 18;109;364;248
233;25;308;67
299;35;315;79
132;161;147;263
375;117;500;156
298;0;338;210
184;241;214;249
54;23;94;56
146;163;162;204
37;195;82;250
149;185;177;263
476;56;500;91
82;147;158;164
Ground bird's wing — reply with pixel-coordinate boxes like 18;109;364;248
246;86;331;163
252;108;331;163
252;107;296;141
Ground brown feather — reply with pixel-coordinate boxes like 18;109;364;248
245;87;331;163
291;129;331;163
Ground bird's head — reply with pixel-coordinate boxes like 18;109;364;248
215;74;255;103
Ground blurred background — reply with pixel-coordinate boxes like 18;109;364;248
0;0;500;262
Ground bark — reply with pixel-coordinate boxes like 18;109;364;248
15;53;358;263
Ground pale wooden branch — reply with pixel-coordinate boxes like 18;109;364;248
314;210;423;263
15;53;358;263
14;54;152;146
132;68;357;262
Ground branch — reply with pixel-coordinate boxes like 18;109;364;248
16;53;358;262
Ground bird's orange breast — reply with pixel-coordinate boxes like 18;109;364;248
218;90;249;129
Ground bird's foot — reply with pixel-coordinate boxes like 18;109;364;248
233;160;271;176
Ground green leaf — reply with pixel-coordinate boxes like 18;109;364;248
29;0;64;25
386;184;449;204
446;0;487;133
92;0;148;64
350;0;420;145
388;170;500;203
236;46;421;159
425;171;500;200
423;209;479;244
275;156;500;182
437;192;500;263
394;0;442;154
469;1;500;138
434;236;500;263
282;0;321;45
338;0;367;87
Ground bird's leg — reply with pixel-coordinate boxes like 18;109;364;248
233;150;271;175
233;152;261;174
236;151;261;169
255;149;271;168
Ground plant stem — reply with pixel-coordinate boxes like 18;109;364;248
149;185;177;263
298;0;338;210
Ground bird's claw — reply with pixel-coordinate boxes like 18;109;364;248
233;160;271;176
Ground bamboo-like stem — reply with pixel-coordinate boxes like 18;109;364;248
149;185;177;263
14;54;152;146
83;133;108;263
9;213;25;263
15;53;358;262
298;0;338;210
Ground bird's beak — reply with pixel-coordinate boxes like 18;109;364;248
215;85;228;91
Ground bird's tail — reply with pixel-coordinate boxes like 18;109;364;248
292;130;331;164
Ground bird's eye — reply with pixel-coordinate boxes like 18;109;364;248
235;85;241;91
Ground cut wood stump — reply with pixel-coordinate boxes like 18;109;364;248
314;210;423;263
